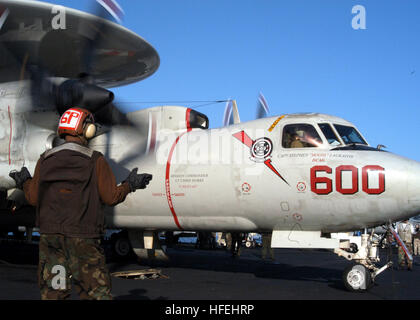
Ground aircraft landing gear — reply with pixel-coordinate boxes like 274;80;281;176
342;263;373;292
128;230;170;264
110;230;133;259
333;231;394;292
271;228;397;292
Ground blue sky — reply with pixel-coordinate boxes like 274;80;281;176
41;0;420;161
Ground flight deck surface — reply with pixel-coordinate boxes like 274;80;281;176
0;240;419;301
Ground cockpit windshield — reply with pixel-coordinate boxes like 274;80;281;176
282;124;323;148
333;124;367;145
318;123;341;146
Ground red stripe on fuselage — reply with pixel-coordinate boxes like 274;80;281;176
165;109;193;230
165;134;185;230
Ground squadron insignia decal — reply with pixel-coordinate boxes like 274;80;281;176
232;131;289;186
250;138;273;162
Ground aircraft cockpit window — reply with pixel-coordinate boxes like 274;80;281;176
333;124;367;145
189;110;209;129
318;123;341;146
282;124;323;148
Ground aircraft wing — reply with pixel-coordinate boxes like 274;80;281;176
0;0;159;88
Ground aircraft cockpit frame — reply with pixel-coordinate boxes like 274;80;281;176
275;113;376;151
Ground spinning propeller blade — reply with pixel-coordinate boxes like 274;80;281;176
0;0;133;128
256;92;270;119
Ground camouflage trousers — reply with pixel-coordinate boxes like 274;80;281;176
398;242;413;269
38;234;112;300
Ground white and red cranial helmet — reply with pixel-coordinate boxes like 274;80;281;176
57;107;96;139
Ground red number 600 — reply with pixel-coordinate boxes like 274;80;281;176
310;165;385;195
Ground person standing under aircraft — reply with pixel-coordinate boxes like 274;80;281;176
231;232;244;257
224;232;232;251
9;107;152;300
397;220;414;270
413;224;420;256
261;233;275;261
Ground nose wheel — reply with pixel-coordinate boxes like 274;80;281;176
333;228;394;292
343;263;373;292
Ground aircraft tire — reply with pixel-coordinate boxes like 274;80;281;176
343;263;373;292
111;232;133;259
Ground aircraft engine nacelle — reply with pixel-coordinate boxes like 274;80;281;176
39;78;115;115
127;105;208;135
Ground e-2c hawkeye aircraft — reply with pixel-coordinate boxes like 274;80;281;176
0;0;418;292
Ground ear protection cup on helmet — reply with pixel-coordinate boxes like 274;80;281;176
83;123;96;139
